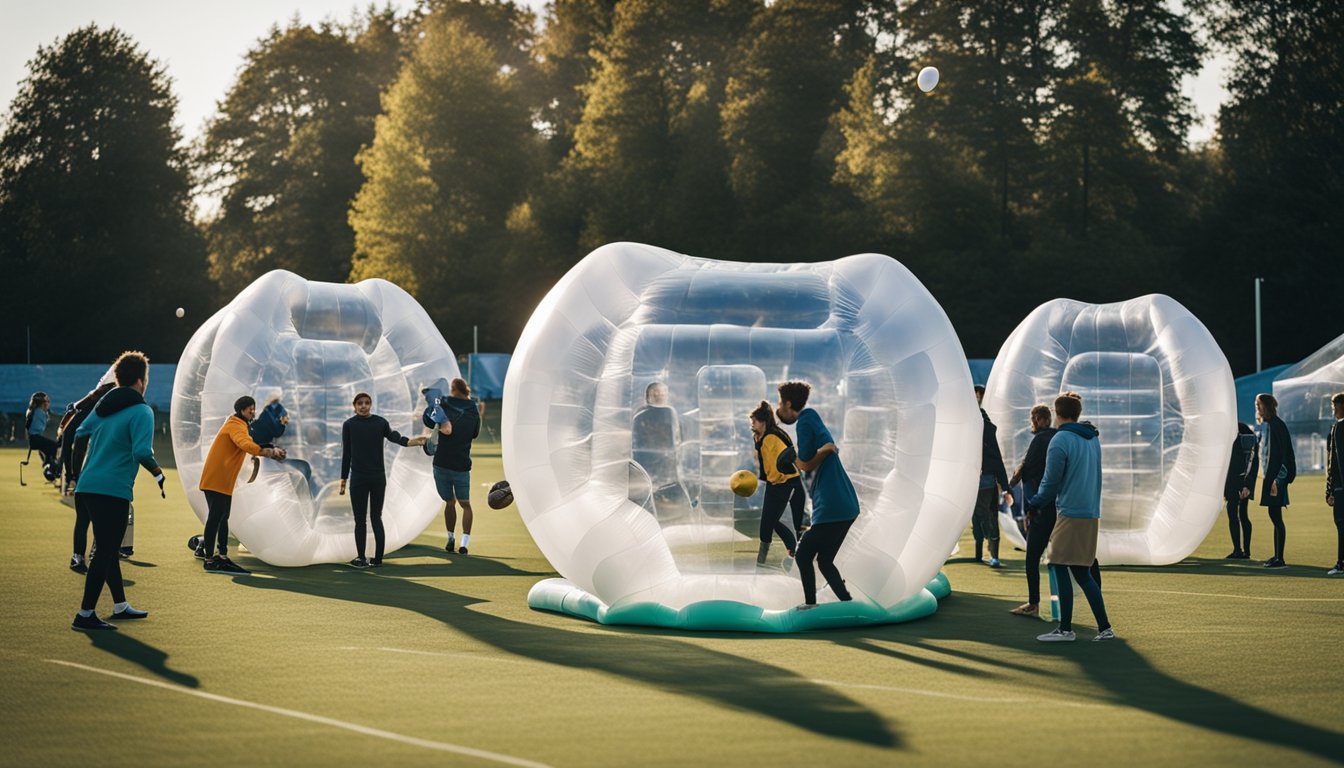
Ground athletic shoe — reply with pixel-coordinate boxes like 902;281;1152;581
369;558;383;568
1327;565;1344;576
1092;627;1116;642
1263;558;1287;568
349;557;370;569
118;547;133;559
445;536;455;553
458;546;469;555
1037;628;1076;642
987;558;1003;569
796;603;819;611
215;557;250;575
72;614;117;631
1225;550;1244;559
110;606;148;620
1010;603;1039;617
193;546;206;560
203;558;223;573
70;555;87;574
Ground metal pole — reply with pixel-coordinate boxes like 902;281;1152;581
1254;277;1262;372
470;325;478;390
26;325;31;365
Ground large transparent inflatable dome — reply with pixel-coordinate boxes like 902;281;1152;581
1273;330;1344;471
171;270;458;566
984;295;1236;565
504;243;983;631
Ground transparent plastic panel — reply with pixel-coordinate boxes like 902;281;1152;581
170;270;459;566
1273;330;1344;472
504;243;984;624
985;295;1236;565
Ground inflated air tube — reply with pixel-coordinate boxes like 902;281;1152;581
984;295;1236;565
171;270;457;566
504;243;982;631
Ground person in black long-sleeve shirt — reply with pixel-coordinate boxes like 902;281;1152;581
340;392;426;567
1009;405;1057;617
972;386;1012;568
1224;422;1259;559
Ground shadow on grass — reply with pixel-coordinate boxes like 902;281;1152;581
1103;556;1334;580
85;631;199;688
854;592;1344;764
233;564;899;749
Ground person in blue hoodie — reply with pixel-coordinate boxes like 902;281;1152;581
776;380;858;610
70;351;166;631
1027;392;1114;642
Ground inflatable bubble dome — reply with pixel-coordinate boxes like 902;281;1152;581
171;270;458;566
503;243;983;632
983;295;1236;565
1273;330;1344;471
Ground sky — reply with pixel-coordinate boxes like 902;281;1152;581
2;0;1231;147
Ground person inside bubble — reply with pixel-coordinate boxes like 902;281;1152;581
749;400;805;568
776;380;857;610
339;392;427;568
631;381;693;522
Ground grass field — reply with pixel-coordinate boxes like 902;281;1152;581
2;444;1342;767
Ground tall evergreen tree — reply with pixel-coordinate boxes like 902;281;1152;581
0;25;207;363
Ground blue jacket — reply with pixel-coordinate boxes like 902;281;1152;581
27;408;49;436
1028;421;1101;519
796;408;859;524
75;387;160;501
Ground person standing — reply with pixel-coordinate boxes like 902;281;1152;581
432;378;482;555
1255;393;1295;568
1008;405;1057;617
1325;393;1344;577
339;392;425;567
70;351;165;631
1028;392;1114;642
1224;422;1259;559
25;391;60;478
61;380;117;573
750;400;805;566
197;396;286;574
776;380;858;610
972;386;1012;568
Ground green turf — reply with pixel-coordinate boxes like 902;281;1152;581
2;444;1342;767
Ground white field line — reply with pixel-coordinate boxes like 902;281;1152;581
45;658;552;768
809;678;1110;709
1104;588;1344;602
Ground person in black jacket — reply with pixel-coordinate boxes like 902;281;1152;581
59;380;116;573
431;378;483;555
1325;392;1344;577
972;386;1012;568
339;393;426;567
1224;422;1259;559
1009;405;1057;616
1255;393;1295;568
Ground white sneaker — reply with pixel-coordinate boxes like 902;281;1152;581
1327;565;1344;576
1092;627;1116;642
1037;628;1076;642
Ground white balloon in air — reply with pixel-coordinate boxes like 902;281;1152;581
917;66;939;93
175;307;185;318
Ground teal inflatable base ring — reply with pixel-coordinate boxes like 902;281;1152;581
527;572;952;633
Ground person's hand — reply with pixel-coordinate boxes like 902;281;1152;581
409;436;427;447
155;472;166;499
1328;494;1335;507
339;479;347;496
1239;487;1250;500
1003;491;1014;508
1270;480;1278;496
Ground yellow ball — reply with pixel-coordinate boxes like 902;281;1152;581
729;469;758;497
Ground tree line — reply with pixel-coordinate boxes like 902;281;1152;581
1;0;1338;373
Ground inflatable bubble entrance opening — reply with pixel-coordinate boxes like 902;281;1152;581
504;243;984;632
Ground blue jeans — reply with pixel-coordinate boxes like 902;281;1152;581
434;467;471;502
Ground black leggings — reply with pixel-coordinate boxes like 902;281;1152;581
1024;507;1056;605
78;493;129;611
1265;505;1285;560
29;434;58;470
796;519;854;604
350;479;387;561
1226;495;1252;553
759;477;804;551
202;490;233;557
1334;498;1344;565
1052;561;1108;632
73;497;91;556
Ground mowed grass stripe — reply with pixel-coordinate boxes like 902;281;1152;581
45;658;553;768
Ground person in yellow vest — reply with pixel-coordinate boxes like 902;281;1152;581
197;396;286;574
750;400;806;567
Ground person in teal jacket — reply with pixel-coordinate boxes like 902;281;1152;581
70;351;166;632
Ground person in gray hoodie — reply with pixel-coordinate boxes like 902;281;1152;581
1026;392;1114;642
70;351;166;631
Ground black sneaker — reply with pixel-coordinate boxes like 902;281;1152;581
369;558;383;568
109;606;148;620
215;557;250;574
203;558;222;573
193;546;206;560
458;546;469;555
445;536;455;553
70;555;88;574
119;547;133;559
1264;558;1287;569
72;613;117;631
349;557;370;569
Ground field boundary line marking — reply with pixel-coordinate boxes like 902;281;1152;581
1105;588;1344;602
45;658;552;768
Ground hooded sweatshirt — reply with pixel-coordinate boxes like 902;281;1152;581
74;387;160;501
1027;421;1101;519
199;414;263;495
